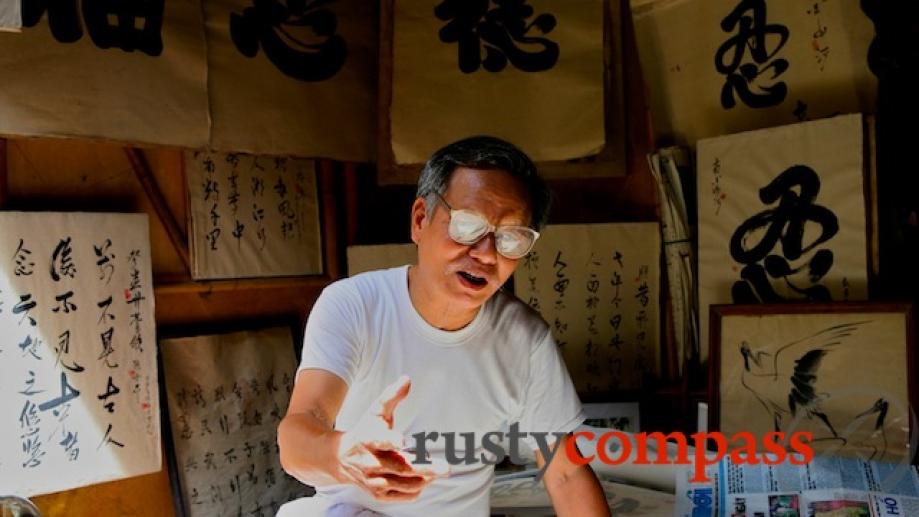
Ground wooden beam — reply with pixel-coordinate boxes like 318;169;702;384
124;147;191;274
154;275;331;296
319;159;341;280
343;162;359;246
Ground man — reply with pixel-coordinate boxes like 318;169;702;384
278;136;609;516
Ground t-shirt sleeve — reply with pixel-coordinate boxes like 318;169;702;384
297;281;366;386
518;330;585;450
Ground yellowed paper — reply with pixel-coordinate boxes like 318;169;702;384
513;223;661;395
205;0;376;161
0;1;208;147
697;115;868;362
718;311;910;462
0;212;160;497
186;150;323;280
632;0;876;146
346;244;416;276
391;0;605;165
161;327;312;517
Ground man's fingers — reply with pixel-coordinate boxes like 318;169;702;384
377;375;411;430
368;473;427;492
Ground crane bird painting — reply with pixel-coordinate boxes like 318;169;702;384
717;310;912;464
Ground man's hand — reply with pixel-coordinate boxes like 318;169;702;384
336;376;448;502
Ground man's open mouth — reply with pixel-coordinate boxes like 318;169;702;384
458;271;488;289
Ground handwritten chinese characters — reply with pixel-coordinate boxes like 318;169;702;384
715;0;790;109
696;114;868;362
230;0;347;81
514;223;661;395
21;0;165;55
435;0;559;73
0;212;159;497
162;327;312;516
187;150;322;280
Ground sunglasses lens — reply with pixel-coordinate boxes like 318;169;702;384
449;210;489;244
495;227;537;259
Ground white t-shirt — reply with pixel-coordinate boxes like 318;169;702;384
294;266;584;516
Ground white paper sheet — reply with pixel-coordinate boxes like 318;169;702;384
0;212;160;497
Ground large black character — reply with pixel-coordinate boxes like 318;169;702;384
21;0;83;42
82;0;165;55
21;0;164;56
729;165;839;303
435;0;558;74
230;0;347;82
715;0;789;109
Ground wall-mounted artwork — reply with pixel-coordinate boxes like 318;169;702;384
0;0;209;147
390;0;605;165
0;212;160;496
696;114;869;362
710;303;915;463
205;0;377;161
514;223;660;395
632;0;876;147
161;326;313;517
186;150;323;280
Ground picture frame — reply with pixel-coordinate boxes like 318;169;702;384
709;302;915;463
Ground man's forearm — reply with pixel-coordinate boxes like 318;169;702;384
278;411;346;487
545;464;610;517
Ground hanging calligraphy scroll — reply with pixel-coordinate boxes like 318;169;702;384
696;114;869;362
161;326;312;517
0;212;159;497
346;244;416;276
186;150;323;280
513;223;661;395
631;0;876;147
389;0;605;166
204;0;376;161
0;0;208;147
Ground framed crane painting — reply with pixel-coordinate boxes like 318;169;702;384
709;302;915;464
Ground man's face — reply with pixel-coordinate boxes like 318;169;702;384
411;167;532;313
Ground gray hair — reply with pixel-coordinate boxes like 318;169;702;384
415;136;552;230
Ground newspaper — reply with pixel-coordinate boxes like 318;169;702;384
675;456;919;516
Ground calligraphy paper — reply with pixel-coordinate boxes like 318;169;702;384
346;244;416;276
514;223;661;394
648;147;698;372
205;0;376;161
631;0;876;147
0;0;208;147
390;0;605;165
0;212;159;497
718;309;910;462
161;326;312;517
187;150;323;280
697;114;868;362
